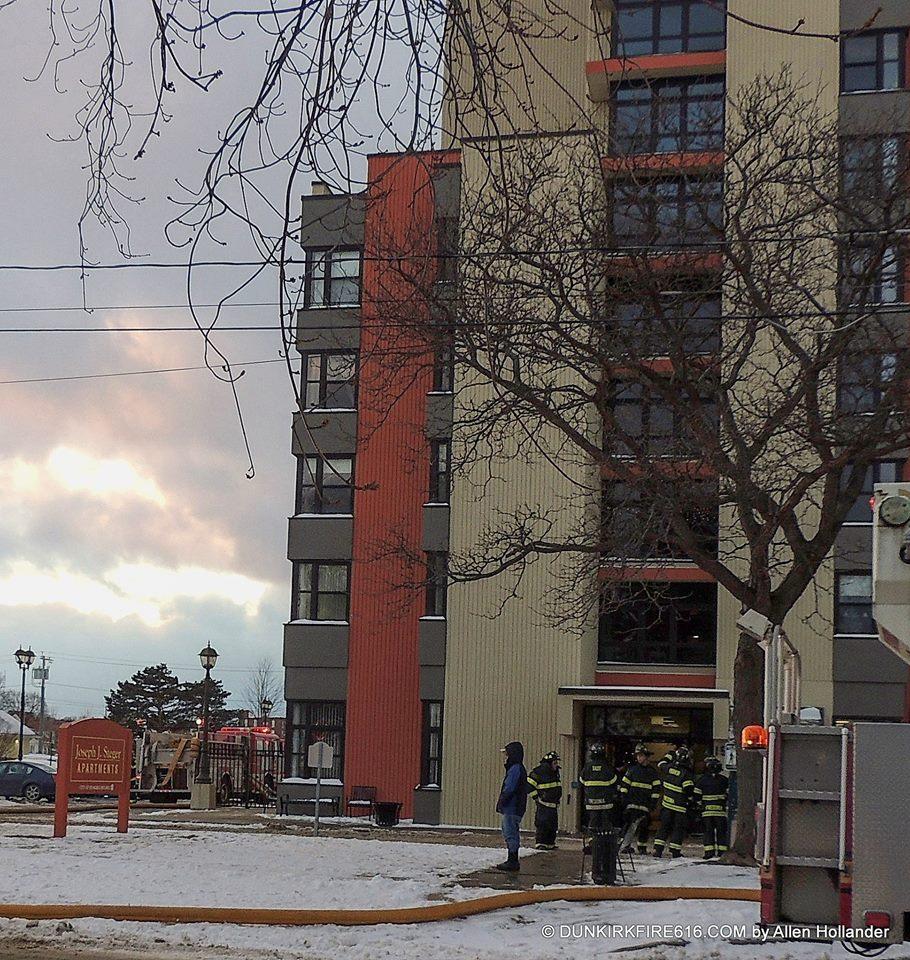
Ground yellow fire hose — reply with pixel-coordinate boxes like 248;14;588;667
0;887;759;926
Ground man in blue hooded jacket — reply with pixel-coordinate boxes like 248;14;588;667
495;740;528;872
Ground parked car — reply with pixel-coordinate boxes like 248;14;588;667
0;760;56;802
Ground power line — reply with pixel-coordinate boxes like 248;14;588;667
44;651;263;674
0;357;297;386
0;302;282;314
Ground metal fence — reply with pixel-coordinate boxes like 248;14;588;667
204;740;283;809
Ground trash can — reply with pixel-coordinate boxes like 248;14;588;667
373;801;402;827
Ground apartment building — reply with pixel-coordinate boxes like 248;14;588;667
282;0;910;828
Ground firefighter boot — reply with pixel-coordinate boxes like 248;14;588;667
495;851;520;872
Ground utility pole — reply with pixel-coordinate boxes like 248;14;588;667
36;654;51;754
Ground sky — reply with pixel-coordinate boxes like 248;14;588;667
0;4;311;717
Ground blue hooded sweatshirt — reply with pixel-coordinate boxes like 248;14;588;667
496;741;528;817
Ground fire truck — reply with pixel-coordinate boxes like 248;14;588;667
751;482;910;949
133;725;282;805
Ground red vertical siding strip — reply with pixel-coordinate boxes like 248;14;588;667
345;153;448;815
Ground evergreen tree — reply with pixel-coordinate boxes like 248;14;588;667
105;664;181;731
175;678;233;731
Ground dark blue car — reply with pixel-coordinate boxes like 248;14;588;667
0;760;56;802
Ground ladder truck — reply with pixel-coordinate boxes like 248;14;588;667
750;482;910;949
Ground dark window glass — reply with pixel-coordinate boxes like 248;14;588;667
608;380;717;456
841;245;903;306
612;0;726;57
602;482;718;559
841;461;903;523
421;701;444;786
841;31;906;93
838;353;898;414
429;440;451;504
433;349;454;392
297;456;355;514
288;701;345;780
841;137;904;196
610;176;723;247
598;582;717;664
425;552;448;617
612;77;725;155
835;573;875;635
302;352;357;409
305;248;362;307
613;293;721;355
294;562;350;621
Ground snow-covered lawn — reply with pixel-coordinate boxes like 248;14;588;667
0;822;879;959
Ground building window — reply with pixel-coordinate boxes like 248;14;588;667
287;701;345;780
432;348;454;392
425;552;448;617
610;176;723;247
608;380;716;456
297;456;355;514
613;293;721;356
841;245;903;306
429;440;451;504
302;352;357;409
841;31;906;93
294;562;350;621
841;136;904;197
421;701;444;786
838;352;897;414
598;582;717;664
612;77;725;155
612;0;726;57
835;573;875;635
842;460;903;523
602;481;718;560
304;248;362;308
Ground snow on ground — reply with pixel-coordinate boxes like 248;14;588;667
0;824;889;959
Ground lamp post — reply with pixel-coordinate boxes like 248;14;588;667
196;646;218;786
14;648;35;761
260;697;273;722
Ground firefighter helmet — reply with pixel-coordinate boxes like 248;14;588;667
542;751;560;764
633;742;653;757
675;745;691;765
588;742;606;759
704;755;722;773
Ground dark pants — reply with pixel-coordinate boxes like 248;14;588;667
653;807;687;857
702;815;728;857
622;807;650;850
585;808;613;835
534;804;558;846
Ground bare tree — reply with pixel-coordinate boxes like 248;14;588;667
244;658;282;718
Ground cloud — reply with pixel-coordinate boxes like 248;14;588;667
0;559;271;628
0;446;165;507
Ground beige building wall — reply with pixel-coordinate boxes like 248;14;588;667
716;1;841;720
441;135;600;829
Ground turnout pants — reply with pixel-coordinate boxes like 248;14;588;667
623;807;650;850
653;808;687;857
534;804;558;846
702;816;728;857
586;809;617;885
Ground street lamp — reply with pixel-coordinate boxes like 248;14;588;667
14;647;35;761
196;645;218;785
260;697;273;720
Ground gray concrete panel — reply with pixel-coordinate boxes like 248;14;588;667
421;504;450;552
300;193;366;247
840;90;910;135
834;635;907;683
833;681;906;719
287;515;353;560
833;525;871;570
425;393;454;439
412;787;442;824
841;0;910;31
291;411;359;456
284;622;349;668
285;666;349;700
296;308;361;353
419;665;446;700
418;617;447;666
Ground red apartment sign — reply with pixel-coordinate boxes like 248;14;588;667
54;718;133;838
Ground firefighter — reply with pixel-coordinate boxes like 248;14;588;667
527;751;562;850
580;742;619;883
619;742;661;855
694;755;729;859
653;745;694;859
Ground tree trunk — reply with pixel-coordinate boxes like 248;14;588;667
727;631;765;864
